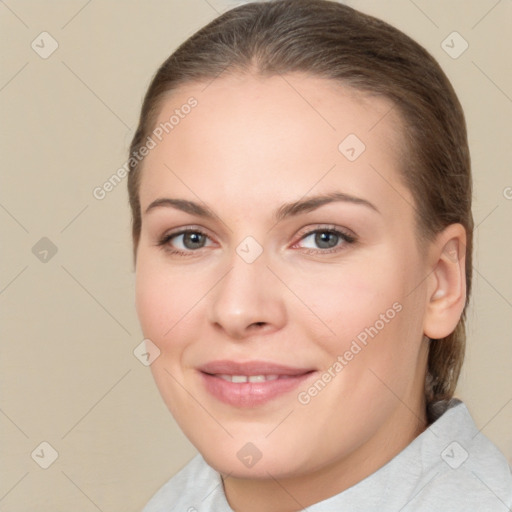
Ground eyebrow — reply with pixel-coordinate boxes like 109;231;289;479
144;191;379;221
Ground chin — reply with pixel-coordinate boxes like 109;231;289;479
197;434;314;480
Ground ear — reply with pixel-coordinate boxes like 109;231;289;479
423;223;467;340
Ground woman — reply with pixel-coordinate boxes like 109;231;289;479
127;0;512;510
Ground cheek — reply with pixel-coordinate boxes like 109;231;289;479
135;256;194;349
290;257;403;339
134;257;201;414
135;263;166;341
291;246;425;368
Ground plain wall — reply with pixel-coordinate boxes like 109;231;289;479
1;0;511;510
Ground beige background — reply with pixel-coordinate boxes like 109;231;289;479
1;0;511;510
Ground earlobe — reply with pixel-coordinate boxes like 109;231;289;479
423;224;467;340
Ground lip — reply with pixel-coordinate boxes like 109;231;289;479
198;360;316;408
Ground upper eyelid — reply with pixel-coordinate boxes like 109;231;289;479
294;225;357;245
296;224;353;236
162;225;215;239
163;224;351;237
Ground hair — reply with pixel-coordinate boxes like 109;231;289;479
127;0;473;421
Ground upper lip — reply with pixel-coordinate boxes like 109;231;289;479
199;360;315;376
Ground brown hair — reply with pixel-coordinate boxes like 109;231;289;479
127;0;473;417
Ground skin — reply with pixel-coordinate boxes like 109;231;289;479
134;73;466;511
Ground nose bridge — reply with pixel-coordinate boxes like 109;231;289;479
207;241;286;338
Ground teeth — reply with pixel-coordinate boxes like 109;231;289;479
217;374;280;383
248;375;266;383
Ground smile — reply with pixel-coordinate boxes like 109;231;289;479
198;360;316;407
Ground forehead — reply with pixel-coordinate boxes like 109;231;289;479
153;72;402;150
139;73;411;218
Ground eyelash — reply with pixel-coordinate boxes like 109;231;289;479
156;225;357;257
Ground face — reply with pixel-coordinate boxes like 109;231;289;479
135;73;431;483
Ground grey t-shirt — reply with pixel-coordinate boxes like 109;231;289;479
143;400;512;511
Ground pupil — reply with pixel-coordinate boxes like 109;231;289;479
184;232;205;249
315;231;338;249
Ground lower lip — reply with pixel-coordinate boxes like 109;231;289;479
200;372;314;407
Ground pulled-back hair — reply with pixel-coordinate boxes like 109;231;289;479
127;0;473;418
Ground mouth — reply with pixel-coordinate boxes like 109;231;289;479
198;360;316;407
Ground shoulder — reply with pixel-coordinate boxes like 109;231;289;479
142;454;227;512
407;400;512;510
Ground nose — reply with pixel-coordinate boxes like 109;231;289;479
207;249;287;340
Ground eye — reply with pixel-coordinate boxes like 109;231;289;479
294;226;356;253
157;228;214;255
